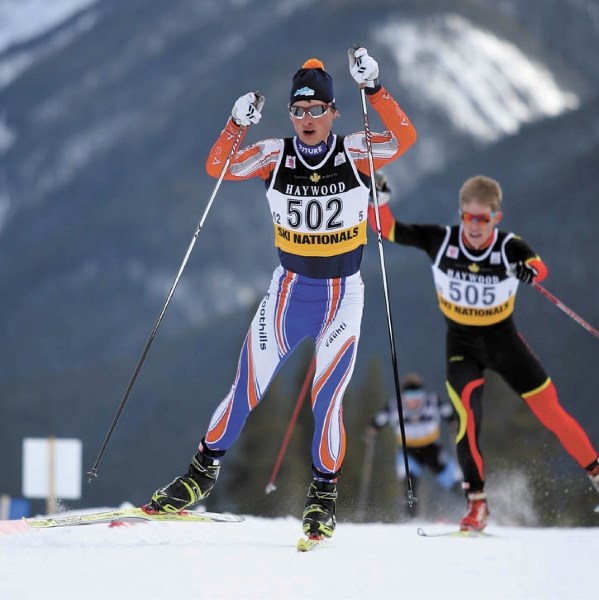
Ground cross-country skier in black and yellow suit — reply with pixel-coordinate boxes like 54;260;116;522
369;172;599;531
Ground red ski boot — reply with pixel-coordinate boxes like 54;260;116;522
459;491;489;531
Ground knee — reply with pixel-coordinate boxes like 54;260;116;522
524;380;569;427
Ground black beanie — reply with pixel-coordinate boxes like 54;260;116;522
401;372;424;391
289;58;335;105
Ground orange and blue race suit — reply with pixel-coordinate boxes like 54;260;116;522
201;88;416;477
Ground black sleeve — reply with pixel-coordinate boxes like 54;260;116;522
392;222;447;261
504;234;538;265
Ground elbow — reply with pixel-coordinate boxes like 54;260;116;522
405;126;418;150
390;126;417;158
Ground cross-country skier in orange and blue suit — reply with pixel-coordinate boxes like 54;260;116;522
145;48;417;541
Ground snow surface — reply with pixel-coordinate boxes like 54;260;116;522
0;505;597;600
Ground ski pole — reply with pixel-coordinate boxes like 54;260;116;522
87;100;258;483
265;356;316;494
532;282;599;340
351;45;416;508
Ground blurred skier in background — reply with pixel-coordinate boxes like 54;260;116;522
366;372;461;517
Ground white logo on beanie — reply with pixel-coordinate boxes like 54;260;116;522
294;86;315;97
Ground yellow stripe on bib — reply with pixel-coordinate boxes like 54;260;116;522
273;221;367;257
437;293;516;326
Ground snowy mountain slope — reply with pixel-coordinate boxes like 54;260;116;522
0;0;594;374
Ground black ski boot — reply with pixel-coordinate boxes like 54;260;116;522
147;443;224;513
302;479;338;539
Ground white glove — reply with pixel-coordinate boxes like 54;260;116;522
348;47;379;88
370;188;390;207
376;188;391;207
231;92;265;126
372;171;391;206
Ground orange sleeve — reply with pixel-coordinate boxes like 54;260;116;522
205;118;279;181
368;203;396;240
205;118;250;180
355;86;417;175
528;257;548;283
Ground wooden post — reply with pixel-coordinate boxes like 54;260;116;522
0;494;10;519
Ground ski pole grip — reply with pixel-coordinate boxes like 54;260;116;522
253;90;264;105
350;43;366;89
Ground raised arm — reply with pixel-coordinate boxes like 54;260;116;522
205;91;279;181
345;47;417;172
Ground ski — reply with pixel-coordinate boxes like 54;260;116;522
296;535;326;552
24;507;243;529
416;526;494;538
0;519;30;535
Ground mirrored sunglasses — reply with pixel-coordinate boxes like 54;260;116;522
288;104;331;119
460;211;496;225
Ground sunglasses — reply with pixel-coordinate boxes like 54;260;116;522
460;211;497;225
289;104;332;119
